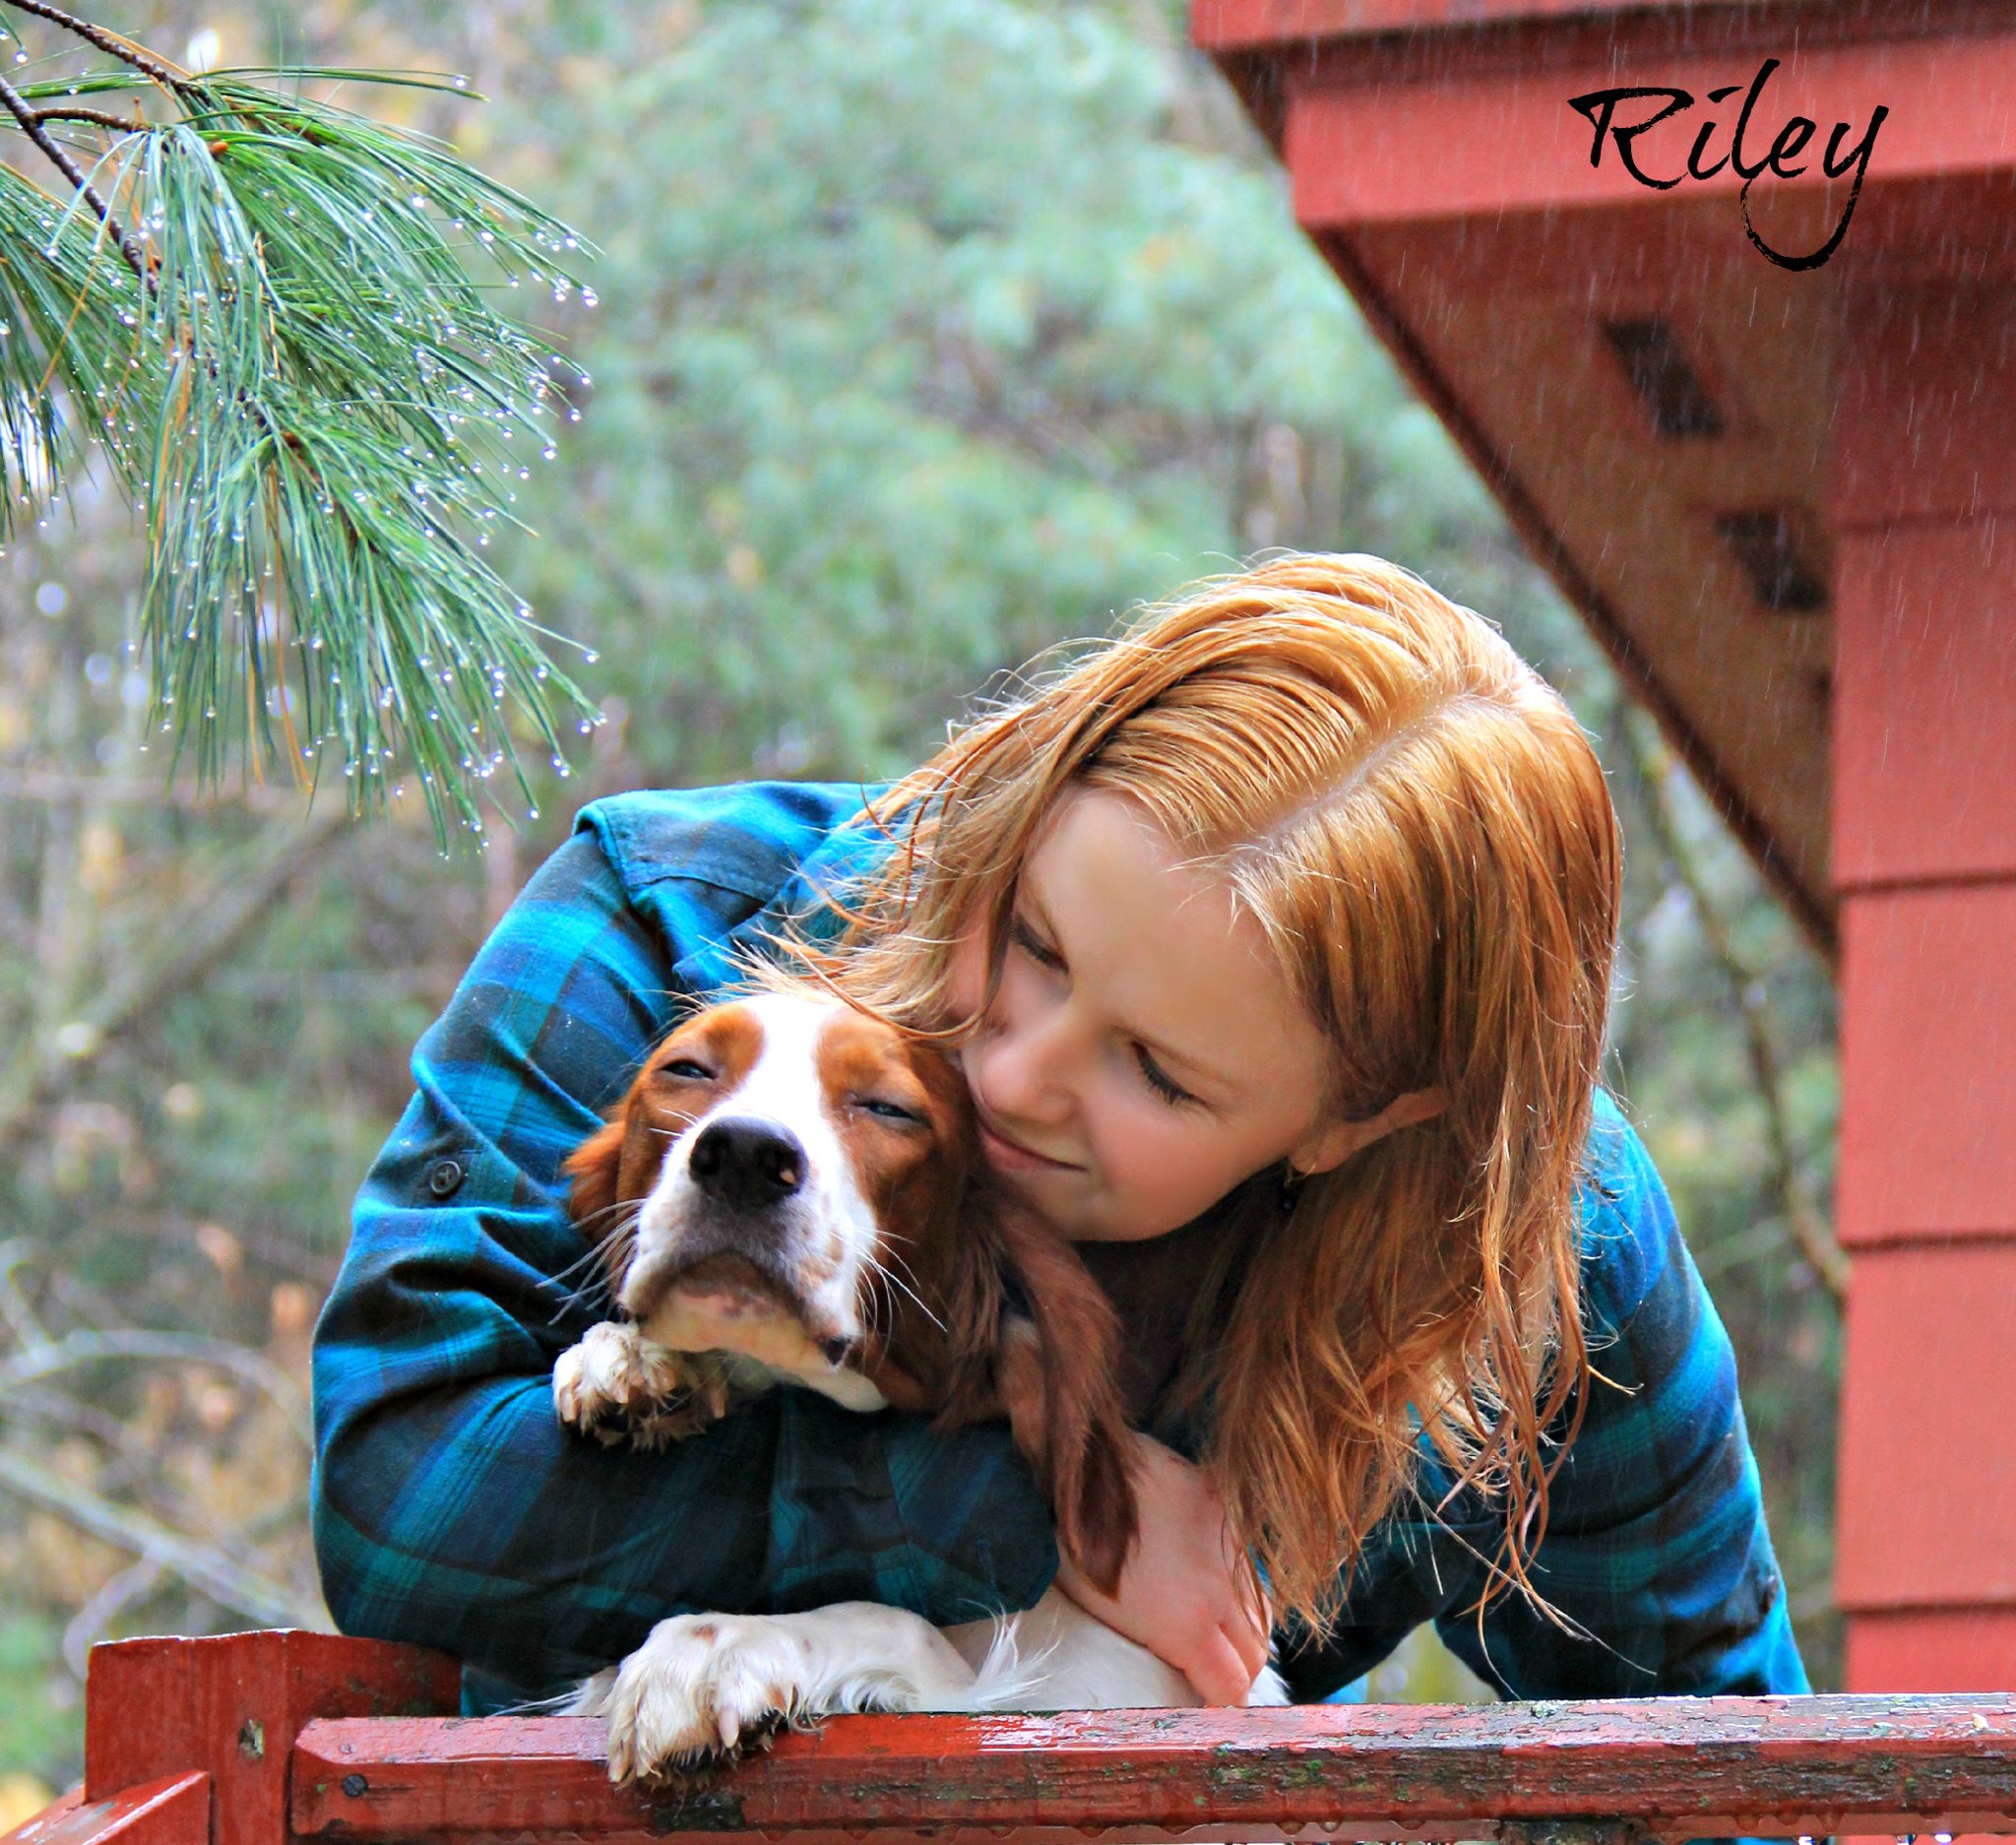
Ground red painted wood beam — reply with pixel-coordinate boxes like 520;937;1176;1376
1283;34;2016;228
292;1695;2016;1844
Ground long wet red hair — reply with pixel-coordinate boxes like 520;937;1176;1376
793;552;1621;1635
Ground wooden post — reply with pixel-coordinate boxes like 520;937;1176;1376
80;1630;459;1845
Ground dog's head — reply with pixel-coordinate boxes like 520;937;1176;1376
562;988;1138;1591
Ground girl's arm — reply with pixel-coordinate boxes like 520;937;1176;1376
1052;1429;1274;1705
312;803;1060;1706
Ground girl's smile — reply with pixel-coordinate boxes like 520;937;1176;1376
974;1108;1080;1174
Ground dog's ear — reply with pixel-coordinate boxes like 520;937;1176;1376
561;1113;634;1290
873;1081;1008;1413
989;1206;1139;1597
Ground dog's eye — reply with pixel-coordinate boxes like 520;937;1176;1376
660;1058;714;1083
857;1097;922;1125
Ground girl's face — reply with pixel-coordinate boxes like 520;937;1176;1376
947;789;1376;1243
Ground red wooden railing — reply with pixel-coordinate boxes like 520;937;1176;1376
9;1629;2016;1845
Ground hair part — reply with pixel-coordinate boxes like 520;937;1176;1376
790;552;1621;1637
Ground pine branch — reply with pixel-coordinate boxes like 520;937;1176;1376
28;104;147;133
0;0;197;94
0;21;603;845
0;69;149;283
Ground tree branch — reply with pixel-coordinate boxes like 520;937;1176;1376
0;812;357;1155
29;104;148;134
62;1554;164;1678
0;764;303;813
0;1239;51;1353
1626;710;1849;1304
0;1439;318;1628
1;1327;311;1445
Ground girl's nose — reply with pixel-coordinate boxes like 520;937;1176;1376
974;1001;1077;1126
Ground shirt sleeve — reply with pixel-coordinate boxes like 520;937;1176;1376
1278;1094;1809;1707
310;815;1058;1706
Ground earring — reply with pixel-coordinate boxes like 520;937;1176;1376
1276;1161;1306;1218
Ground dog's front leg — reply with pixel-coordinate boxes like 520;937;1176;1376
572;1605;981;1783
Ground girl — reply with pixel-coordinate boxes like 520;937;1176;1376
312;552;1806;1712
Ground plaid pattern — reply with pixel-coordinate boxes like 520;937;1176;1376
312;782;1807;1714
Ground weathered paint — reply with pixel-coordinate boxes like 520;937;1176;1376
11;1633;2016;1845
289;1694;2016;1842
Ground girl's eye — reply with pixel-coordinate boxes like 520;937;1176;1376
1135;1046;1199;1110
661;1058;713;1082
858;1098;922;1125
1010;916;1064;971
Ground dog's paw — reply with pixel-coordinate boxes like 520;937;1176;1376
599;1615;813;1783
554;1324;724;1445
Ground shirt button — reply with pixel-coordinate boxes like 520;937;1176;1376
425;1158;465;1199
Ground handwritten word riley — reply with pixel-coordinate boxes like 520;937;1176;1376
1569;58;1888;271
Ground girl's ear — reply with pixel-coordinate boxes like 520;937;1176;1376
990;1205;1139;1597
1292;1084;1448;1175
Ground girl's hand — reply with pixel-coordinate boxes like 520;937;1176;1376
1051;1430;1272;1705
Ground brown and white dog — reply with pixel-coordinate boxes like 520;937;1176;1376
553;987;1285;1782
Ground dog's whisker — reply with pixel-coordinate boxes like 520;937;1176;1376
569;1195;645;1237
880;1245;947;1334
544;1204;645;1323
548;1207;642;1282
869;1251;946;1334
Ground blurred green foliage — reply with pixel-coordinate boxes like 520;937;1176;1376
0;0;1837;1787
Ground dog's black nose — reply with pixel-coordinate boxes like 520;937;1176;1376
687;1117;807;1211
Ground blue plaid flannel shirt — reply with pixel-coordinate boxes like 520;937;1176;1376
312;780;1809;1713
